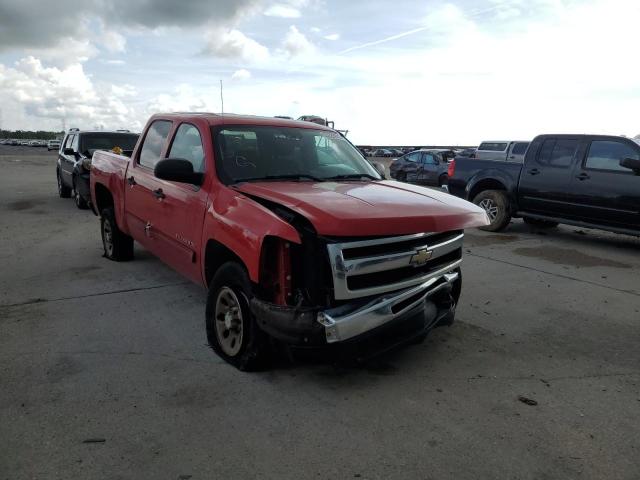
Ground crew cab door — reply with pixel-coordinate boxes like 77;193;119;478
124;120;209;283
517;137;580;218
565;138;640;229
148;123;209;283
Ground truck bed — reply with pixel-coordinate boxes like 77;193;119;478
448;157;522;201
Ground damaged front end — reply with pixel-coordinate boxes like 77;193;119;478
247;194;465;350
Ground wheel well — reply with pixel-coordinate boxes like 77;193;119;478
469;179;507;201
94;183;114;215
204;240;246;288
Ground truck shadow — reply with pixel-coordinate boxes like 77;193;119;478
485;220;640;253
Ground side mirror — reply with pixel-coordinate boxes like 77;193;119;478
372;161;386;179
64;148;75;155
620;157;640;174
154;158;204;185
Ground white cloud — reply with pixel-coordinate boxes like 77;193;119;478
0;56;137;130
203;29;270;62
231;69;252;81
264;4;302;18
281;25;314;57
323;33;340;41
98;29;127;53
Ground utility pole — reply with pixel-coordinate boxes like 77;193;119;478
220;80;224;115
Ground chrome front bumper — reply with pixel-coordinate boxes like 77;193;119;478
317;271;459;344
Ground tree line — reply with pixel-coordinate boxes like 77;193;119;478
0;130;64;140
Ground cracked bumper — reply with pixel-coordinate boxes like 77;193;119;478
251;270;461;347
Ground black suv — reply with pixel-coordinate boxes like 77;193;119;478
56;129;138;209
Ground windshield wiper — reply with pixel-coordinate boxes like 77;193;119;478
323;173;380;181
234;174;325;183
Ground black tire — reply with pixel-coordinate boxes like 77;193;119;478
439;174;449;188
523;217;559;228
57;169;71;198
473;190;512;232
397;172;407;182
205;262;269;371
73;177;89;210
100;207;134;261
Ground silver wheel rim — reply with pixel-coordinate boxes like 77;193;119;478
478;198;499;222
102;218;114;256
214;287;244;357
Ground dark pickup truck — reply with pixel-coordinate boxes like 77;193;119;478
448;134;640;234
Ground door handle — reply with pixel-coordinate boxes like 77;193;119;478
127;176;136;186
152;188;165;199
527;168;540;175
576;173;590;181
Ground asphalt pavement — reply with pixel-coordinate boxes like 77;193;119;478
1;147;639;480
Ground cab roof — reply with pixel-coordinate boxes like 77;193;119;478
153;112;335;131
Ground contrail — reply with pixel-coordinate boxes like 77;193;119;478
339;1;516;55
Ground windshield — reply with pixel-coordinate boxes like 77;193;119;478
80;133;139;156
214;126;380;184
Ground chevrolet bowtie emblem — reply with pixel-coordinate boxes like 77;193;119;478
410;248;433;266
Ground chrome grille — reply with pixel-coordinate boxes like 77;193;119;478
327;231;464;300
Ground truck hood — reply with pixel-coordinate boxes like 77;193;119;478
234;180;489;237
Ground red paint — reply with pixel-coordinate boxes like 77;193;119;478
448;159;456;178
91;113;487;289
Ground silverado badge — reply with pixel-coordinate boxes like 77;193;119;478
410;249;433;267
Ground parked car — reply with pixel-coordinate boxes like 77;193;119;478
390;149;451;187
57;130;139;209
90;113;487;370
475;141;530;163
47;139;61;151
370;148;392;157
448;134;640;233
457;147;477;158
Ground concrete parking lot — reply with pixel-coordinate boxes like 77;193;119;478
1;147;639;480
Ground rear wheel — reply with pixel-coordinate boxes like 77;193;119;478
439;174;449;188
57;170;71;198
100;207;134;261
206;262;269;371
73;178;89;210
396;172;407;182
473;190;511;232
523;217;559;228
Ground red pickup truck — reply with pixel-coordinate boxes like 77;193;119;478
91;113;487;370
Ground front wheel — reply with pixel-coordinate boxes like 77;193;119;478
57;170;71;198
100;207;134;261
206;262;269;371
473;190;512;232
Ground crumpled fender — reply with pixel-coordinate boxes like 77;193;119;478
201;187;301;283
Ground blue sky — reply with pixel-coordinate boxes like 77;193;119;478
0;0;639;144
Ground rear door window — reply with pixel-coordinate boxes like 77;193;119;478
585;140;640;172
139;120;172;169
421;153;437;165
537;138;578;168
